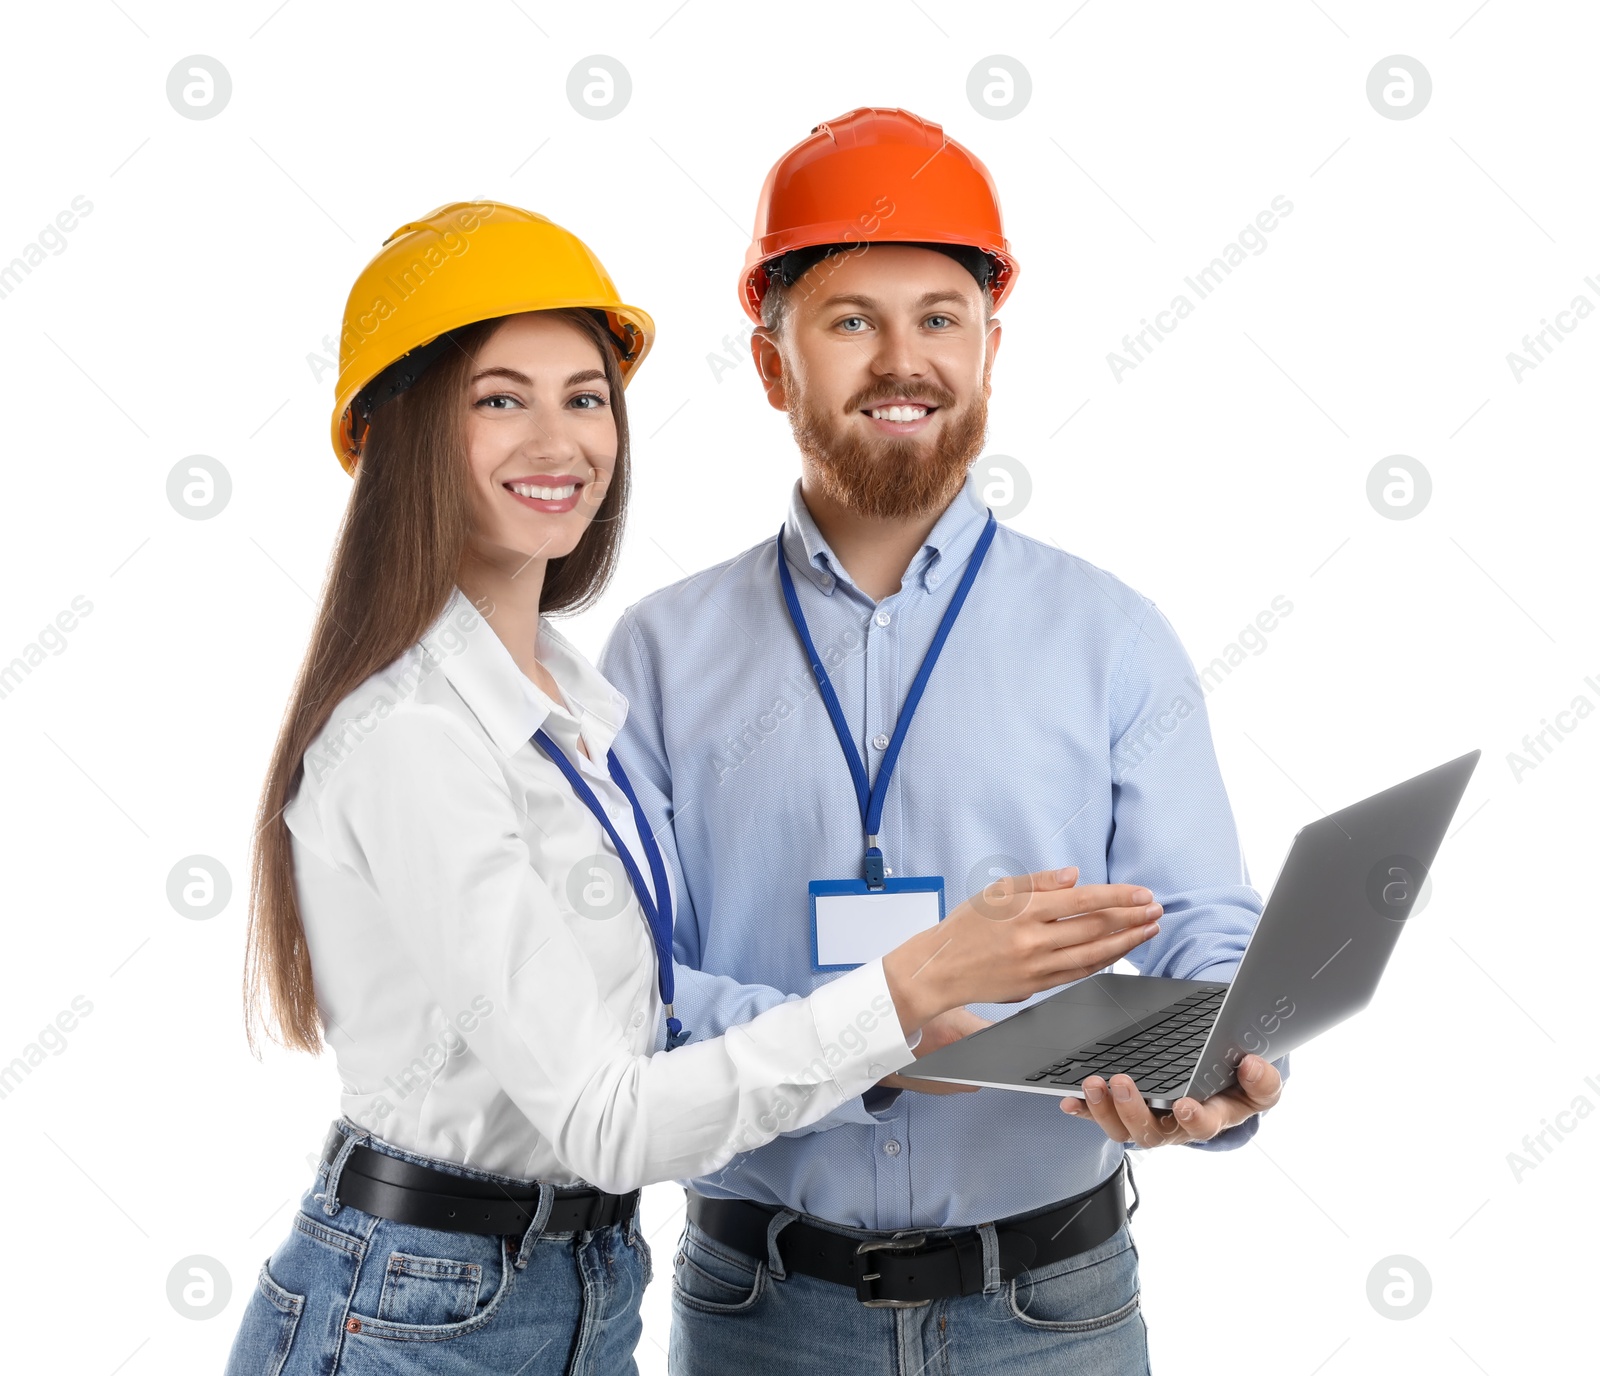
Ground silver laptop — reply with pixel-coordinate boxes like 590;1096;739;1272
911;749;1480;1109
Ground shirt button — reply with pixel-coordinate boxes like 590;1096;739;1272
872;733;890;750
883;1139;902;1157
874;610;891;627
927;572;941;588
630;1010;645;1028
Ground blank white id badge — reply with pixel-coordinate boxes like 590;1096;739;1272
808;877;946;971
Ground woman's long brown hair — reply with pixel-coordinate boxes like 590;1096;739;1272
242;308;631;1055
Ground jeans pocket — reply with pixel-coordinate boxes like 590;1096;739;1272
223;1259;305;1376
1005;1223;1142;1333
671;1223;766;1316
377;1251;482;1325
344;1229;515;1343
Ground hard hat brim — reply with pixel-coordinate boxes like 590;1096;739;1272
332;300;654;475
740;226;1018;323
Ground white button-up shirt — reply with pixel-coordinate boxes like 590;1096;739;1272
284;586;917;1191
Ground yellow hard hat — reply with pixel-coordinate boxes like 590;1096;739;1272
330;201;656;474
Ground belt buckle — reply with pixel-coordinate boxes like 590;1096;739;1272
853;1230;932;1308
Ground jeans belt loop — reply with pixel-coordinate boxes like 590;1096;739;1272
764;1208;799;1281
513;1182;555;1272
1123;1154;1139;1218
319;1125;370;1218
978;1220;1003;1296
625;1193;641;1244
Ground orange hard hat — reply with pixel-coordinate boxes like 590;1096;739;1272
739;107;1019;324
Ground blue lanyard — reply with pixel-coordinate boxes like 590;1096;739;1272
775;510;998;888
532;728;688;1048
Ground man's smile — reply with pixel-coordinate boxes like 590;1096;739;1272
859;397;940;434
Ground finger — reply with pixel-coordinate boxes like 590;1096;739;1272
1107;1075;1187;1149
969;869;1065;923
979;866;1079;905
1170;1094;1223;1140
1170;1090;1239;1140
1048;903;1164;947
986;877;1151;923
1043;882;1156;920
1040;935;1158;990
1235;1054;1284;1109
1040;898;1164;942
1171;1064;1279;1138
945;1008;994;1036
1040;921;1161;983
1080;1075;1135;1143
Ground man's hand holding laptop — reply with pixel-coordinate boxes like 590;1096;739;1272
1059;1056;1284;1146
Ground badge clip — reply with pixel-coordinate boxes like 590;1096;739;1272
865;838;886;891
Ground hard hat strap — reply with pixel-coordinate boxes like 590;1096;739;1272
353;326;474;427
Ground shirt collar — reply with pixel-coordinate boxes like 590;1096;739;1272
421;587;629;761
779;467;991;596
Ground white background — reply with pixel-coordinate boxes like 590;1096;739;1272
1;1;1594;1371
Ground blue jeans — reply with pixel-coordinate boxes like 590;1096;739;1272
669;1204;1150;1375
223;1119;652;1376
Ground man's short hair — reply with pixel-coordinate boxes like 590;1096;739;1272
759;242;997;333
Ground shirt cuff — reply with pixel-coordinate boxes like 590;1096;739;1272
804;957;919;1095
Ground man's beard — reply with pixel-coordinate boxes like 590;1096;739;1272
787;379;988;521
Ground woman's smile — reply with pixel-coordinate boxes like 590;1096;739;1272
502;473;587;513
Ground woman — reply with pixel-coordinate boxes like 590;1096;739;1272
225;201;1163;1375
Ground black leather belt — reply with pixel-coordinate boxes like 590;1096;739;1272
686;1159;1135;1307
318;1123;639;1238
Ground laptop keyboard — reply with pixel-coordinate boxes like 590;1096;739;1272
1024;987;1227;1097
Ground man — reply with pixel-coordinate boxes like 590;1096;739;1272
597;107;1287;1372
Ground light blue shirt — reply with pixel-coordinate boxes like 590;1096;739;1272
597;470;1288;1229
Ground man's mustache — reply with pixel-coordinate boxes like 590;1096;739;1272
843;383;958;412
